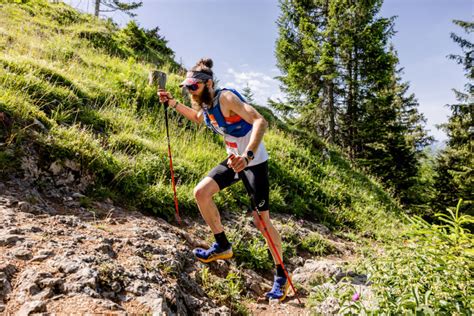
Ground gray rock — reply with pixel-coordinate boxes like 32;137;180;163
54;215;82;227
64;159;81;172
73;235;86;243
56;172;75;185
117;294;132;302
32;288;54;300
142;229;162;239
0;235;24;247
207;306;231;316
26;283;41;296
58;260;80;274
292;260;341;285
94;243;116;259
137;293;171;316
102;291;116;300
182;293;204;310
30;254;50;262
24;241;36;249
38;277;63;289
18;201;31;212
82;286;100;298
0;278;12;299
110;281;122;293
95;298;124;311
126;280;149;296
0;263;17;278
242;269;270;296
29;226;43;233
17;300;47;315
7;228;24;235
32;118;46;131
72;192;85;199
13;249;32;260
38;249;54;257
49;161;63;176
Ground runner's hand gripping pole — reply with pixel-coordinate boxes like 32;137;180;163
149;70;182;225
228;154;301;305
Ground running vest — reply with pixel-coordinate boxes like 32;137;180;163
202;88;269;166
202;88;252;137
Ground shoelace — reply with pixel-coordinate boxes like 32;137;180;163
209;243;220;253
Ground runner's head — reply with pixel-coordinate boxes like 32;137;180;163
180;58;214;109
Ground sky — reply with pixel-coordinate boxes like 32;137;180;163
64;0;473;143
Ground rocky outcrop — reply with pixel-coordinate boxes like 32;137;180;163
0;168;362;314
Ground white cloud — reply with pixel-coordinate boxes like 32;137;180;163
222;68;282;106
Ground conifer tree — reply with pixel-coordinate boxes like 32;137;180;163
275;0;328;138
433;20;473;214
94;0;142;18
275;0;431;206
241;84;256;105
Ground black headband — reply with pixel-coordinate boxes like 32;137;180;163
187;71;213;81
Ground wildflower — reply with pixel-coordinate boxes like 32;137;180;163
352;292;360;301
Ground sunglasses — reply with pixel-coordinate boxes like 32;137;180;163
185;83;200;91
185;80;206;91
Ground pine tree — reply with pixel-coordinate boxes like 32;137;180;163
433;20;473;214
275;0;432;207
94;0;142;18
241;84;256;105
275;0;327;138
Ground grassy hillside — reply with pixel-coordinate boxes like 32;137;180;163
1;1;472;313
0;0;402;236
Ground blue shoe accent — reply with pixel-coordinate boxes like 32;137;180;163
193;242;233;263
265;275;290;301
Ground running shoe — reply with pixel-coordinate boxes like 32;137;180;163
193;242;233;263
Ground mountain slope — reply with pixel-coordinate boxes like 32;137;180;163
7;1;469;315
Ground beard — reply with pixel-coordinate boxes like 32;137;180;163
191;85;213;109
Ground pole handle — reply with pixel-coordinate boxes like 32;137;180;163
148;70;167;90
149;70;168;108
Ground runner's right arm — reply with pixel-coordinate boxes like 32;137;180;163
158;90;203;124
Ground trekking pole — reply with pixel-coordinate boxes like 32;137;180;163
229;154;302;305
149;70;182;225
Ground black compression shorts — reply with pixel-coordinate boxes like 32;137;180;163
207;158;270;212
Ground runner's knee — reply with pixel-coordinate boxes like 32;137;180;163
193;185;212;201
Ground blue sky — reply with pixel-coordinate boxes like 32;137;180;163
65;0;472;142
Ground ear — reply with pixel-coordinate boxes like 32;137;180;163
206;80;214;89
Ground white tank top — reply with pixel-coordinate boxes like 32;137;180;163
224;129;269;166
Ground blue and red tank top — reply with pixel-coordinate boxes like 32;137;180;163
202;88;252;137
